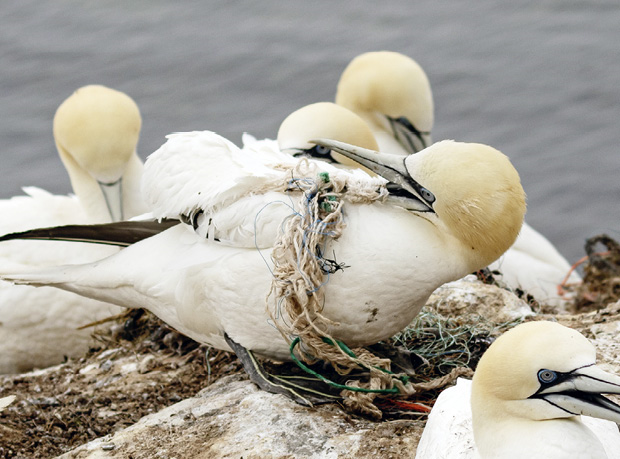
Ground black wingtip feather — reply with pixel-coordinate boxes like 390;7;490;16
0;219;180;247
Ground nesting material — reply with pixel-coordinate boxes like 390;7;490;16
574;234;620;311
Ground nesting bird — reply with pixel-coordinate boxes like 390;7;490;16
275;101;380;174
0;85;146;373
333;51;580;308
335;50;434;155
0;102;525;381
416;321;620;459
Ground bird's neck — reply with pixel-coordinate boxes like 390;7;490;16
58;150;111;222
356;111;410;156
119;154;148;219
58;150;146;222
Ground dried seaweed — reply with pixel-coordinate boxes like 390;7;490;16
574;234;620;311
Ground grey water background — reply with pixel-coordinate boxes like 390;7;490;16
0;0;618;264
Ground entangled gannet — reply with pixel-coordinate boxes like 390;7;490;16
333;51;579;308
0;85;146;373
335;51;434;155
0;105;525;395
416;321;620;459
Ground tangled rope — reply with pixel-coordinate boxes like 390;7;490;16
265;159;415;418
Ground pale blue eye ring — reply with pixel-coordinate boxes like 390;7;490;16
420;187;435;203
538;369;557;384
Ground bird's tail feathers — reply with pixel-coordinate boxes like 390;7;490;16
0;265;81;288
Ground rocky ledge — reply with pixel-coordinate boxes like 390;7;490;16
1;271;620;458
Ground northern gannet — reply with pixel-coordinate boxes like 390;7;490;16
0;105;525;394
54;85;147;222
275;101;380;173
333;51;579;308
0;85;146;373
335;51;434;155
416;321;620;458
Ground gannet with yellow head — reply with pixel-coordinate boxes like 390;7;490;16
335;51;434;155
471;321;620;458
0;85;146;373
54;84;146;221
276;101;379;172
0;105;524;390
333;51;579;308
417;322;620;458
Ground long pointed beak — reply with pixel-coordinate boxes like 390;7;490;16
311;138;435;213
535;364;620;423
98;178;124;222
387;115;432;154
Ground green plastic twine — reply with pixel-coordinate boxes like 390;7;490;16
288;337;409;394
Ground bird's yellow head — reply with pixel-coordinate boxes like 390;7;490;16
310;138;526;271
473;321;596;407
406;140;526;269
53;84;142;184
336;51;434;151
277;102;379;171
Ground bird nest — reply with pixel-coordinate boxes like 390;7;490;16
0;311;242;458
2;235;620;456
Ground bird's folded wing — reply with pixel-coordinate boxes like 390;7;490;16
0;220;180;247
142;131;291;221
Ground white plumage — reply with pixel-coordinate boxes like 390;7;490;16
489;222;581;308
0;103;526;364
0;85;146;373
335;51;580;308
417;322;620;459
417;378;620;459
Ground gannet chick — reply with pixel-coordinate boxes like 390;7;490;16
0;85;146;373
471;321;620;458
335;51;434;154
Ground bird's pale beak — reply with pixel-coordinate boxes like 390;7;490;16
533;364;620;423
98;178;124;222
311;138;435;213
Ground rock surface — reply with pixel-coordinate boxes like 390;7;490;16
59;375;424;459
1;278;619;458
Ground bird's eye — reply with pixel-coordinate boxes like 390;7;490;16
538;369;557;384
311;145;331;156
420;187;435;203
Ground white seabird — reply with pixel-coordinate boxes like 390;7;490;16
274;101;381;174
416;321;620;459
54;84;147;222
0;85;147;373
333;51;580;308
0;104;525;382
487;223;582;308
335;50;434;155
